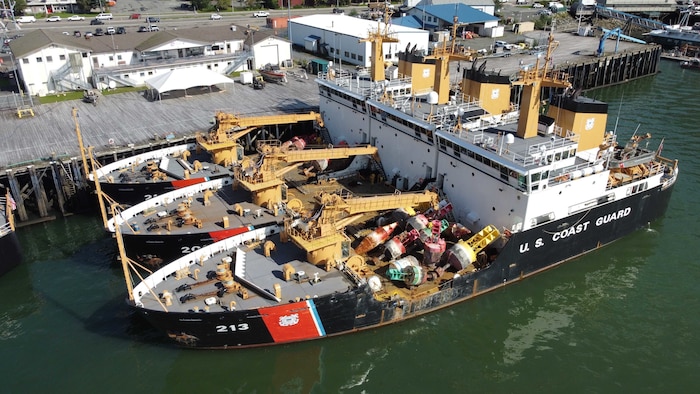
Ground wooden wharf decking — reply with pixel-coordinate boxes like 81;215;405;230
0;75;320;169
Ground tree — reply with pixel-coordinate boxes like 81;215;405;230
215;0;228;11
75;0;93;13
191;0;209;12
13;0;27;15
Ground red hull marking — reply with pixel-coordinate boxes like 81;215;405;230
170;178;206;189
209;226;253;242
260;301;323;343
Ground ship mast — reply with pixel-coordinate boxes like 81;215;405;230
423;16;477;105
511;33;571;139
72;108;111;229
359;3;398;82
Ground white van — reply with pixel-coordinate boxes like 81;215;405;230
16;16;36;23
96;13;113;20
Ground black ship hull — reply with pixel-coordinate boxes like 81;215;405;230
135;183;674;348
122;220;281;264
0;231;22;277
100;175;227;206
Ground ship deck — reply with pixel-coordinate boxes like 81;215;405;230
320;74;582;171
121;185;281;236
101;148;231;185
120;160;396;237
136;232;356;313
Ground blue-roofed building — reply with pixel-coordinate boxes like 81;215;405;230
405;3;504;38
402;0;498;15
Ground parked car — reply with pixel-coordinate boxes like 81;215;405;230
46;15;61;22
106;26;115;35
532;3;544;7
90;19;104;25
116;26;127;34
253;11;269;17
16;16;36;23
67;15;85;21
537;9;552;15
210;13;222;20
94;28;104;36
146;16;160;23
495;41;514;50
332;8;344;14
138;25;159;32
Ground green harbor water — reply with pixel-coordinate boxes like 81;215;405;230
1;60;699;393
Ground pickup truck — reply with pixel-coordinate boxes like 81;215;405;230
253;11;269;17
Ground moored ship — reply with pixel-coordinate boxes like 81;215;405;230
108;140;382;265
74;109;233;206
90;143;233;206
118;25;678;348
0;188;22;277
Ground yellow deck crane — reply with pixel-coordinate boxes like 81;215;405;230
423;16;479;105
510;33;572;139
233;141;379;208
195;111;324;166
286;189;439;270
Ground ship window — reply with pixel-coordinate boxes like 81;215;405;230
483;158;491;167
562;150;569;160
531;172;541;182
467;150;475;159
541;170;549;179
500;167;508;181
554;152;561;161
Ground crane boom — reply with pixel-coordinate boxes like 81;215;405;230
287;189;440;267
196;111;324;165
263;144;378;163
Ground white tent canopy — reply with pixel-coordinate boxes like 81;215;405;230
145;68;233;99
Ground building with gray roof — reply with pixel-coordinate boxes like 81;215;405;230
8;25;290;96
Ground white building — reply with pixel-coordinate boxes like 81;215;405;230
24;0;79;15
289;14;429;68
8;26;291;96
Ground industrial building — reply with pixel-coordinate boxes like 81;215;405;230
289;14;430;68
